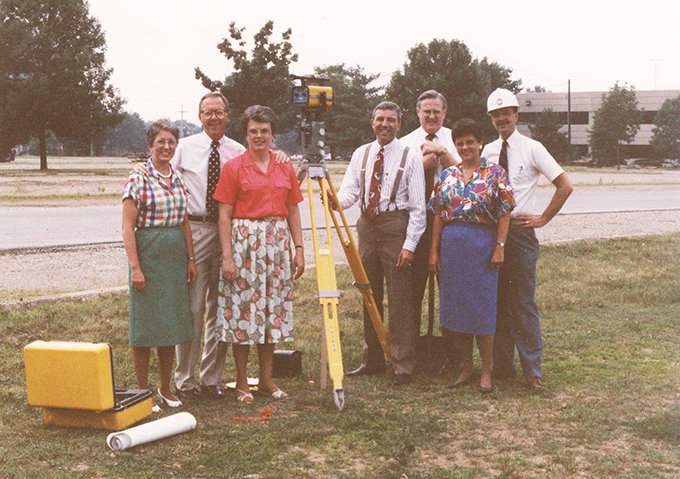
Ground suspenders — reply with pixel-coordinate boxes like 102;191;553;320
359;144;410;214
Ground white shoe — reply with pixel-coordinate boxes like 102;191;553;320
157;389;182;408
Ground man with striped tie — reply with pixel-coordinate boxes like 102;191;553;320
482;88;573;393
336;101;426;386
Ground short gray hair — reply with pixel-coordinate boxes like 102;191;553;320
241;105;277;135
372;101;402;122
199;91;230;113
416;90;447;110
146;119;179;147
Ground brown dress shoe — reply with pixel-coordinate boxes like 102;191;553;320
528;376;545;393
393;373;412;386
201;384;225;399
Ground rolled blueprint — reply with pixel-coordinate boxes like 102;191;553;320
107;412;196;450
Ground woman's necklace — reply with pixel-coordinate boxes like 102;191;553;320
157;168;172;179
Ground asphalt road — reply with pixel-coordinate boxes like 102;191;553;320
1;184;679;250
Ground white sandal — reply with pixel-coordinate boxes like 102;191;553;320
263;388;288;399
236;388;254;403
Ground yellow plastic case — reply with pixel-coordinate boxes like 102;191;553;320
24;340;152;430
43;389;153;431
25;340;116;410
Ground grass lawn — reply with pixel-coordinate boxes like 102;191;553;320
1;234;679;478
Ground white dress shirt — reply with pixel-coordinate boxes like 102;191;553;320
400;126;461;184
482;129;564;217
171;131;246;216
337;138;426;252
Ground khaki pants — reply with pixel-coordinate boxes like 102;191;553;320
357;210;416;375
174;221;229;391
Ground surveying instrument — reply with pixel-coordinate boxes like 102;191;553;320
291;75;391;411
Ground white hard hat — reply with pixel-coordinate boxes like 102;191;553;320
487;88;519;113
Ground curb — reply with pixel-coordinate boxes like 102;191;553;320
0;286;128;311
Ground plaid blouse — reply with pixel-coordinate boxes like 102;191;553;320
122;159;188;228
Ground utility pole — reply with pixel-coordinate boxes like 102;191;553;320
177;104;187;137
567;79;571;162
650;59;663;90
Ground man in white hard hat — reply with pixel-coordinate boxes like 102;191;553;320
482;88;573;393
399;90;460;344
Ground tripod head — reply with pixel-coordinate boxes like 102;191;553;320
291;75;335;180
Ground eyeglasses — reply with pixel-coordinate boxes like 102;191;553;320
154;139;177;147
201;109;227;119
419;109;443;117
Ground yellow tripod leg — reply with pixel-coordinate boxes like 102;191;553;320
307;177;344;410
324;177;391;360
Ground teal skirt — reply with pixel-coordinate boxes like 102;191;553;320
128;227;194;347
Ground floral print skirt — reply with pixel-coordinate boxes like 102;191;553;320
216;217;294;345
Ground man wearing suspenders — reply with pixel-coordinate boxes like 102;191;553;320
335;101;426;386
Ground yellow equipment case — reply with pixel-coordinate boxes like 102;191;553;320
24;340;152;431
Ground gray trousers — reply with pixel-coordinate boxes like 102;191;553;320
357;210;416;375
174;221;229;391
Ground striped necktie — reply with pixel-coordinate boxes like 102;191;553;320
366;147;384;219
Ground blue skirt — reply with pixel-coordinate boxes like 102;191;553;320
439;222;498;336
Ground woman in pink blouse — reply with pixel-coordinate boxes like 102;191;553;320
429;118;515;394
213;106;304;403
122;119;198;411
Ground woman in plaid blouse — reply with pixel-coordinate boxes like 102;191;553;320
122;119;198;411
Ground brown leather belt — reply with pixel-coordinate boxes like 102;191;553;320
188;214;217;223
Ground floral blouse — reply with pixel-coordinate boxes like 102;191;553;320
428;157;515;226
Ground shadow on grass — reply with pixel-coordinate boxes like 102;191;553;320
627;411;680;445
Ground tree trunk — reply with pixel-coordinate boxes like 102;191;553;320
39;130;48;170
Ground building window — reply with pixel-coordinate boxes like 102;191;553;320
518;111;589;125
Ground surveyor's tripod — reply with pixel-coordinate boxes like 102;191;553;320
297;159;391;411
291;74;390;410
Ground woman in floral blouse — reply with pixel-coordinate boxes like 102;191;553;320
429;118;515;394
213;105;304;403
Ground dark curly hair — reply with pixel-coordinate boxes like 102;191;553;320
450;118;483;143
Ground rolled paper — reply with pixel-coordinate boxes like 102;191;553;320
107;412;196;450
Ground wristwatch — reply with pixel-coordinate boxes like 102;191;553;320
497;242;505;247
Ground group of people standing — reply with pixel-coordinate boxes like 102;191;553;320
121;85;572;411
337;88;572;395
122;93;304;410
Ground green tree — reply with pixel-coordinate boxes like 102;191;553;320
0;0;124;169
650;94;680;160
385;39;521;141
173;119;202;139
588;82;640;168
272;130;300;156
529;108;570;164
103;112;148;157
312;64;383;159
195;21;298;145
526;85;550;93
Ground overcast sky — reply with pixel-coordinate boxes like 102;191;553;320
87;0;680;123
